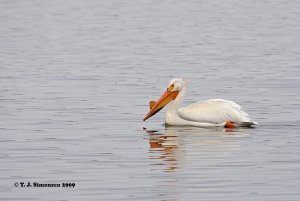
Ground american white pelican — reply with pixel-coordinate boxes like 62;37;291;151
143;78;258;128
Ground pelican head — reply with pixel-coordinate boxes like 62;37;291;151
168;78;186;92
143;78;186;121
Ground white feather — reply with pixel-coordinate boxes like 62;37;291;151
177;99;251;124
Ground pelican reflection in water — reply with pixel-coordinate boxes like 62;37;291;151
145;126;249;172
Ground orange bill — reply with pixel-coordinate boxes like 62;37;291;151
143;89;179;121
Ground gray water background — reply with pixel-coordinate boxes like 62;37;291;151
1;0;300;200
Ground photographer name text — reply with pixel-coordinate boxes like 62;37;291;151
14;182;75;188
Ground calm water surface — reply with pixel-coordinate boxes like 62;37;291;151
1;0;300;200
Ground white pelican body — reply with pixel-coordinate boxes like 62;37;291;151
144;78;257;128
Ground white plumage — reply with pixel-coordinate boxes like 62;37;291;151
178;99;251;124
144;78;257;128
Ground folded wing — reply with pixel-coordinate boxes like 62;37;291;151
178;99;252;124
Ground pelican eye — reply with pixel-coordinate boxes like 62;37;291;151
168;84;174;92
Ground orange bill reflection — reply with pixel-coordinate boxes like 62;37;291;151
144;127;179;172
